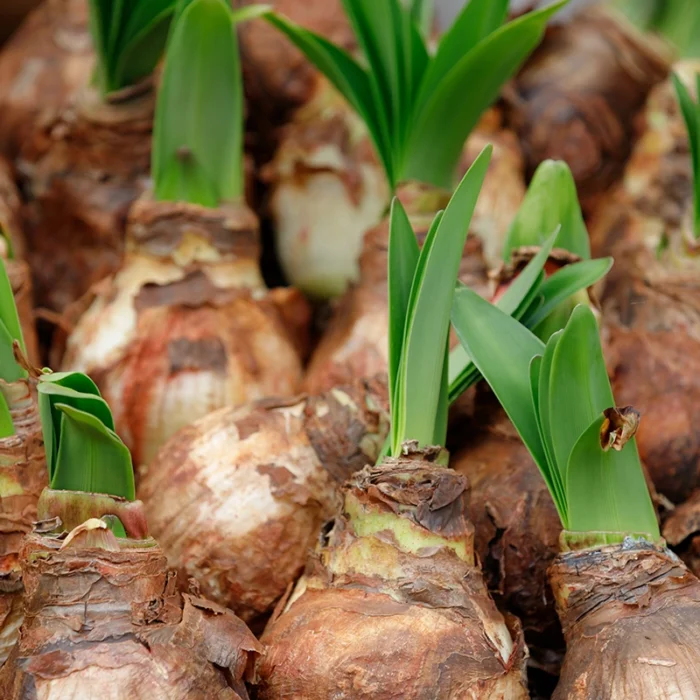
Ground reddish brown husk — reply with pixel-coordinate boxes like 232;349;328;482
590;63;700;505
450;396;563;676
0;379;46;665
138;375;389;624
0;0;156;313
255;451;529;699
505;5;670;213
0;499;261;699
236;0;353;148
0;157;39;363
303;114;524;393
59;197;310;466
662;490;700;577
549;540;700;698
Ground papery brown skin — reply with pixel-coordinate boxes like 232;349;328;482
549;540;700;698
303;113;524;393
60;198;309;467
138;375;389;623
0;0;153;313
256;454;529;699
450;396;564;675
590;62;700;504
505;5;670;213
236;0;353;147
0;379;46;665
662;489;700;578
0;526;261;699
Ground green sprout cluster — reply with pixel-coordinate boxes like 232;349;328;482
265;0;567;191
88;0;177;96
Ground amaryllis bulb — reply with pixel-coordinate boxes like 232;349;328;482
61;197;309;466
302;115;524;394
550;540;700;697
255;452;529;699
138;376;389;624
265;78;390;299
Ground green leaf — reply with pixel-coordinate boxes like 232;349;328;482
526;258;614;328
114;1;175;90
263;12;395;187
87;0;176;95
546;305;615;489
0;390;14;439
403;1;565;188
0;258;25;355
38;373;115;481
566;415;659;538
341;0;403;146
387;197;421;434
529;352;566;513
407;0;434;37
153;0;247;206
672;73;700;238
51;404;135;500
446;231;556;401
420;0;508;109
0;258;26;383
393;145;491;453
502;159;590;261
450;287;567;518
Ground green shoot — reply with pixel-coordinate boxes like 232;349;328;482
388;145;492;456
452;296;660;542
152;0;267;207
88;0;177;96
672;73;700;240
0;258;26;385
38;371;135;501
447;160;613;401
502;160;590;261
614;0;700;57
0;391;13;439
264;0;567;191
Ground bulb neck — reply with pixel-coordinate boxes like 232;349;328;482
323;449;476;586
548;539;691;639
125;197;263;284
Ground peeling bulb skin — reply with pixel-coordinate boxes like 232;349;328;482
0;524;261;699
505;5;670;213
0;0;92;160
0;379;46;666
138;375;389;623
303;113;522;393
255;453;529;699
450;398;564;676
549;541;700;699
0;0;158;313
60;197;309;467
265;78;390;299
590;62;700;505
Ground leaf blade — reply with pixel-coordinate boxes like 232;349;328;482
394;145;492;451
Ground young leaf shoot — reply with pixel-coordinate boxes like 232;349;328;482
452;292;660;542
0;257;27;389
388;145;491;456
88;0;177;96
152;0;268;207
447;160;613;401
672;72;700;239
38;371;135;501
264;0;567;190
